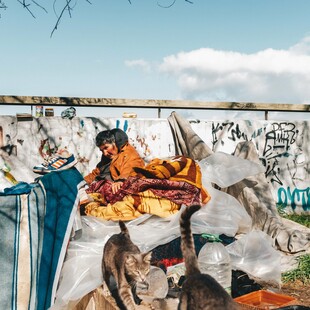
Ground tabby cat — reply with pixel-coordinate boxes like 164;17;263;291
178;204;238;310
102;220;152;310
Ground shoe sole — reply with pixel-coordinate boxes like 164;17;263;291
33;158;78;174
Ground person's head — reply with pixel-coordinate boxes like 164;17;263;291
95;129;128;159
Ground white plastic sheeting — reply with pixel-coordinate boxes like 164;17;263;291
51;152;274;309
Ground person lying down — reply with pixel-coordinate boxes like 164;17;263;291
81;128;210;221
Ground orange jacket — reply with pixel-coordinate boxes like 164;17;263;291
84;143;145;184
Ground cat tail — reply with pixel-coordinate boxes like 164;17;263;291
180;204;201;277
119;220;130;236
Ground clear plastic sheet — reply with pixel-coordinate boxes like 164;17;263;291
51;152;266;309
226;230;282;286
198;151;265;188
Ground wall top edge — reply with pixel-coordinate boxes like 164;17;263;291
0;95;310;112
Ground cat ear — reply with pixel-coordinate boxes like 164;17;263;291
143;251;152;263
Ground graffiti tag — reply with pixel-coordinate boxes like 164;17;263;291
278;186;310;211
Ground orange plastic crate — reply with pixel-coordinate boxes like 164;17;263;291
234;290;297;310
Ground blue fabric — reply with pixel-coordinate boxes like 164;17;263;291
0;167;84;310
37;168;84;310
0;183;45;310
0;181;37;195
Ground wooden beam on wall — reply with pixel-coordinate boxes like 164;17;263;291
0;95;310;113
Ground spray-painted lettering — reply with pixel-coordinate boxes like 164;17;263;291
278;186;310;211
212;122;248;147
262;122;298;185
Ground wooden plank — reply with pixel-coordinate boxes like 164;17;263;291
0;95;310;112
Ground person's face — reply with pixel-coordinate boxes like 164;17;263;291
99;143;118;159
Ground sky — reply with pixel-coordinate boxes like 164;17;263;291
1;0;310;119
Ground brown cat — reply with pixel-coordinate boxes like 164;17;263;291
102;220;152;310
178;204;238;310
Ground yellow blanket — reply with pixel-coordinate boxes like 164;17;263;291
85;190;180;221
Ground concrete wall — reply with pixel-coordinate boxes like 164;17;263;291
1;115;309;213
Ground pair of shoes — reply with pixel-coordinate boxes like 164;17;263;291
33;151;77;174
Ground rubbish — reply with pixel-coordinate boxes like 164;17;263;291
0;163;18;185
61;107;76;119
166;262;186;289
198;234;232;295
122;112;137;118
277;306;310;310
234;289;297;309
137;266;168;299
16;113;33;121
45;107;54;117
231;270;262;298
226;230;282;286
35;105;43;117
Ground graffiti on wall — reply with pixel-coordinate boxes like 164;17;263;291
212;122;249;147
207;120;308;211
261;122;298;186
278;186;310;211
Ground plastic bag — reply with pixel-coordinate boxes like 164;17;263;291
199;151;264;188
226;230;282;286
51;213;181;309
191;185;252;236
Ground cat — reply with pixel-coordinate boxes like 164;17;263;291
102;220;153;310
178;204;238;310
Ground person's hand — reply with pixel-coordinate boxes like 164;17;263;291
111;181;123;194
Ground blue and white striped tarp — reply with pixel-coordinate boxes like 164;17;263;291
0;168;84;310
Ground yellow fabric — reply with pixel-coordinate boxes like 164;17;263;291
134;155;210;204
85;190;181;221
134;156;186;179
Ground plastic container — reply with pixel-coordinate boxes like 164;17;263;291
198;234;232;295
136;266;168;299
233;290;297;310
1;164;18;185
35;105;43;117
45;107;54;117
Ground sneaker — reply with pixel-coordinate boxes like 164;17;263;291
33;152;77;174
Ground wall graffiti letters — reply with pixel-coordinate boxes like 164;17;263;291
277;186;310;211
211;122;248;147
262;122;299;186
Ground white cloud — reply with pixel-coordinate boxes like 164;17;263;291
157;37;310;103
124;59;151;73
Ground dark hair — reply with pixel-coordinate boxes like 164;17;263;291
95;130;115;147
95;128;129;150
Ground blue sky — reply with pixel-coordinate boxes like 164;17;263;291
1;0;310;118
